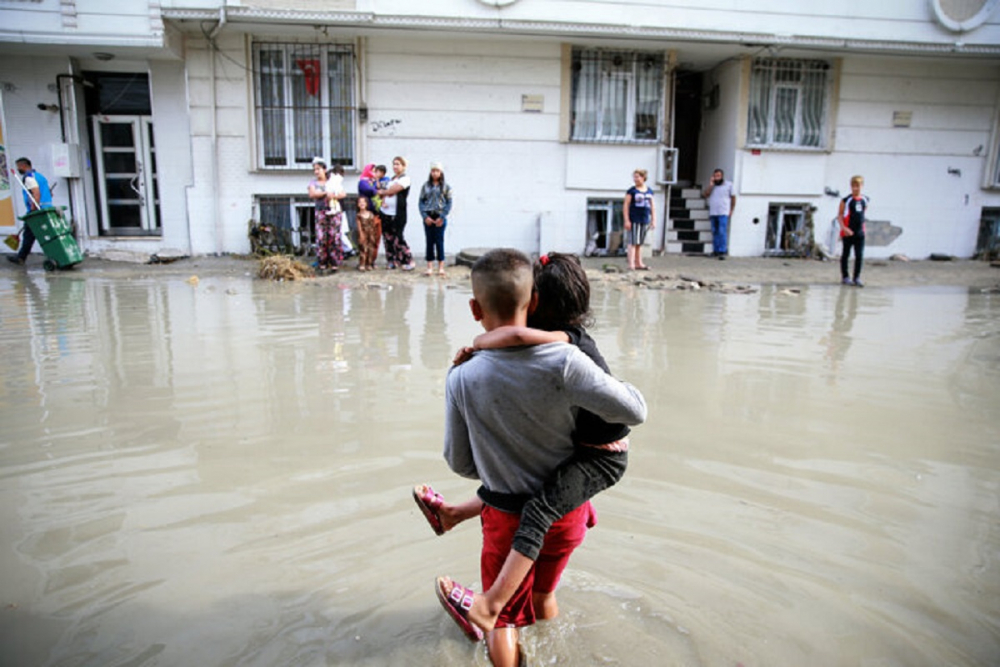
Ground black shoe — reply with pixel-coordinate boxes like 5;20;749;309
718;254;726;261
7;255;24;265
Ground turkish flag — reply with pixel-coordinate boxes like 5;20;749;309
296;59;321;97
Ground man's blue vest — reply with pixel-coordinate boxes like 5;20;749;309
22;169;54;211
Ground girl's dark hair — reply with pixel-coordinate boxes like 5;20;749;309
426;170;446;188
528;252;592;331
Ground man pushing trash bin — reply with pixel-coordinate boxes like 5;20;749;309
7;157;53;265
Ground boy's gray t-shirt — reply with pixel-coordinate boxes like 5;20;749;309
444;342;646;497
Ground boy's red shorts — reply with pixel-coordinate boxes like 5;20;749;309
480;501;596;629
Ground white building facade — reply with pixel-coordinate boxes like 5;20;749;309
1;0;999;260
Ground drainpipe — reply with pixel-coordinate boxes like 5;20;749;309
208;6;227;255
54;73;82;236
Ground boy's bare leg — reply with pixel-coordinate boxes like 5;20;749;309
486;627;520;667
532;591;559;620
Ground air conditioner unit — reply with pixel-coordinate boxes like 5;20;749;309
657;146;678;185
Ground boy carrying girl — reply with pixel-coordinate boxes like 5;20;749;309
441;248;647;666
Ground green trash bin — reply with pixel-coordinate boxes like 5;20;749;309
23;208;83;271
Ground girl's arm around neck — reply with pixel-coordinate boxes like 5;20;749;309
474;326;569;350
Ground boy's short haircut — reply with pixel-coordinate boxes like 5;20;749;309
331;164;345;176
850;175;864;186
633;169;648;180
471;249;534;321
374;165;387;176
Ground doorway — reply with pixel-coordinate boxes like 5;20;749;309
84;72;160;236
672;70;702;185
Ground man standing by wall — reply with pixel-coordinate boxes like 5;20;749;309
8;157;53;265
703;168;735;260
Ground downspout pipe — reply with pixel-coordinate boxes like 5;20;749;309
209;6;226;254
54;72;88;241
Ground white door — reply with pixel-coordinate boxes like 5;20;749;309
92;115;160;235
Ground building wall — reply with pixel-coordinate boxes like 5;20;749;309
182;31;666;256
7;1;999;259
727;55;1000;259
0;0;161;39
373;0;1000;45
0;56;76;227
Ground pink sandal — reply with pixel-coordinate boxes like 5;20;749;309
435;577;484;642
412;485;445;536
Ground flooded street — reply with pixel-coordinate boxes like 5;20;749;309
1;271;998;666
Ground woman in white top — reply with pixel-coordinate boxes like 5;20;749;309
377;156;415;270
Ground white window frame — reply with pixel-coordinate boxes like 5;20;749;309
570;48;665;144
747;58;833;151
251;41;356;170
585;198;626;256
764;202;810;256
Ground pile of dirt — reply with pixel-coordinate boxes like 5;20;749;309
257;255;315;281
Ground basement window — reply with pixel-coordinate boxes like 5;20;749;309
765;203;813;257
585;199;626;256
254;194;358;255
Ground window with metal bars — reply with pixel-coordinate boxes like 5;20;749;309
747;58;832;149
256;194;358;255
571;48;664;143
252;42;356;169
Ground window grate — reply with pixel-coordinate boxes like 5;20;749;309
571;49;664;143
748;58;831;149
255;194;359;255
253;43;356;170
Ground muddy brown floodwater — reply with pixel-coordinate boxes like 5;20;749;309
0;268;998;666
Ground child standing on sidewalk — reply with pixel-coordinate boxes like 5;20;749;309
839;175;869;287
354;195;380;271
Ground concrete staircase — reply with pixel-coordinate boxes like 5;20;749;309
665;186;713;255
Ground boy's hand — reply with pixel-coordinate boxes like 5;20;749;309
453;346;476;365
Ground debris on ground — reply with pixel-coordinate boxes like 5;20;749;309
150;249;190;264
890;254;910;262
258;255;315;281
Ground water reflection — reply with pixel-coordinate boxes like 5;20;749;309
0;273;997;666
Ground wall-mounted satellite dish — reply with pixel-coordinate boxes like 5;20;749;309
931;0;999;31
